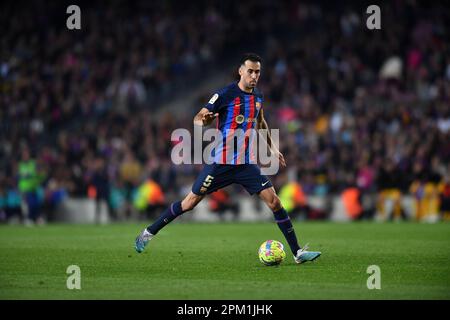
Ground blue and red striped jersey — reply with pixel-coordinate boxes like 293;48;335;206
204;82;263;165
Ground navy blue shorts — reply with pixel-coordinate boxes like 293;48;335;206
192;164;273;196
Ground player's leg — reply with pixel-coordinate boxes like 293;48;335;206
234;164;318;262
258;187;300;254
234;164;301;256
149;192;204;234
235;165;298;254
258;186;321;264
135;163;233;253
135;192;204;253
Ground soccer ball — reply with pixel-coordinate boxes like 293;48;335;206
258;240;286;266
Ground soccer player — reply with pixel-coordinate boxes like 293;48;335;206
135;53;321;264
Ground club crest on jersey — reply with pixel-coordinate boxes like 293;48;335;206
235;115;245;124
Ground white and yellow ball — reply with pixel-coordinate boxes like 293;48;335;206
258;240;286;266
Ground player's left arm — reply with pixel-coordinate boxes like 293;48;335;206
257;109;286;168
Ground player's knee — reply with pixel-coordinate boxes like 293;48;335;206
268;196;282;211
182;194;202;212
182;200;196;212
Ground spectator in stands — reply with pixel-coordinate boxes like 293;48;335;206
410;160;442;221
341;174;375;221
18;148;45;225
279;180;308;220
377;159;408;221
278;172;327;220
438;175;450;221
3;177;23;223
208;189;240;221
133;179;166;220
89;157;112;223
120;150;143;218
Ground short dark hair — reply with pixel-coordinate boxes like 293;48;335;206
240;53;262;66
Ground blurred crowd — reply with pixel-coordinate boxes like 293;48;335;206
1;1;449;223
258;1;450;221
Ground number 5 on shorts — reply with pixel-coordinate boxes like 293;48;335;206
203;175;214;188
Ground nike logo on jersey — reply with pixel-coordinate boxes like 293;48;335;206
261;181;269;186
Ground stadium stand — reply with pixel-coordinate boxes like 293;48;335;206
1;0;449;223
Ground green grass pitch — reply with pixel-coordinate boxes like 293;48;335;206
0;221;449;299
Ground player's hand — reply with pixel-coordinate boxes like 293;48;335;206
202;112;218;125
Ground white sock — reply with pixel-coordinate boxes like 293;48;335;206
143;229;153;237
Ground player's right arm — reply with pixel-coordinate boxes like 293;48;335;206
194;91;222;126
193;108;218;126
257;108;286;168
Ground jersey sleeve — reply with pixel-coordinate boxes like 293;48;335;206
204;92;223;113
258;89;264;103
255;90;264;111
